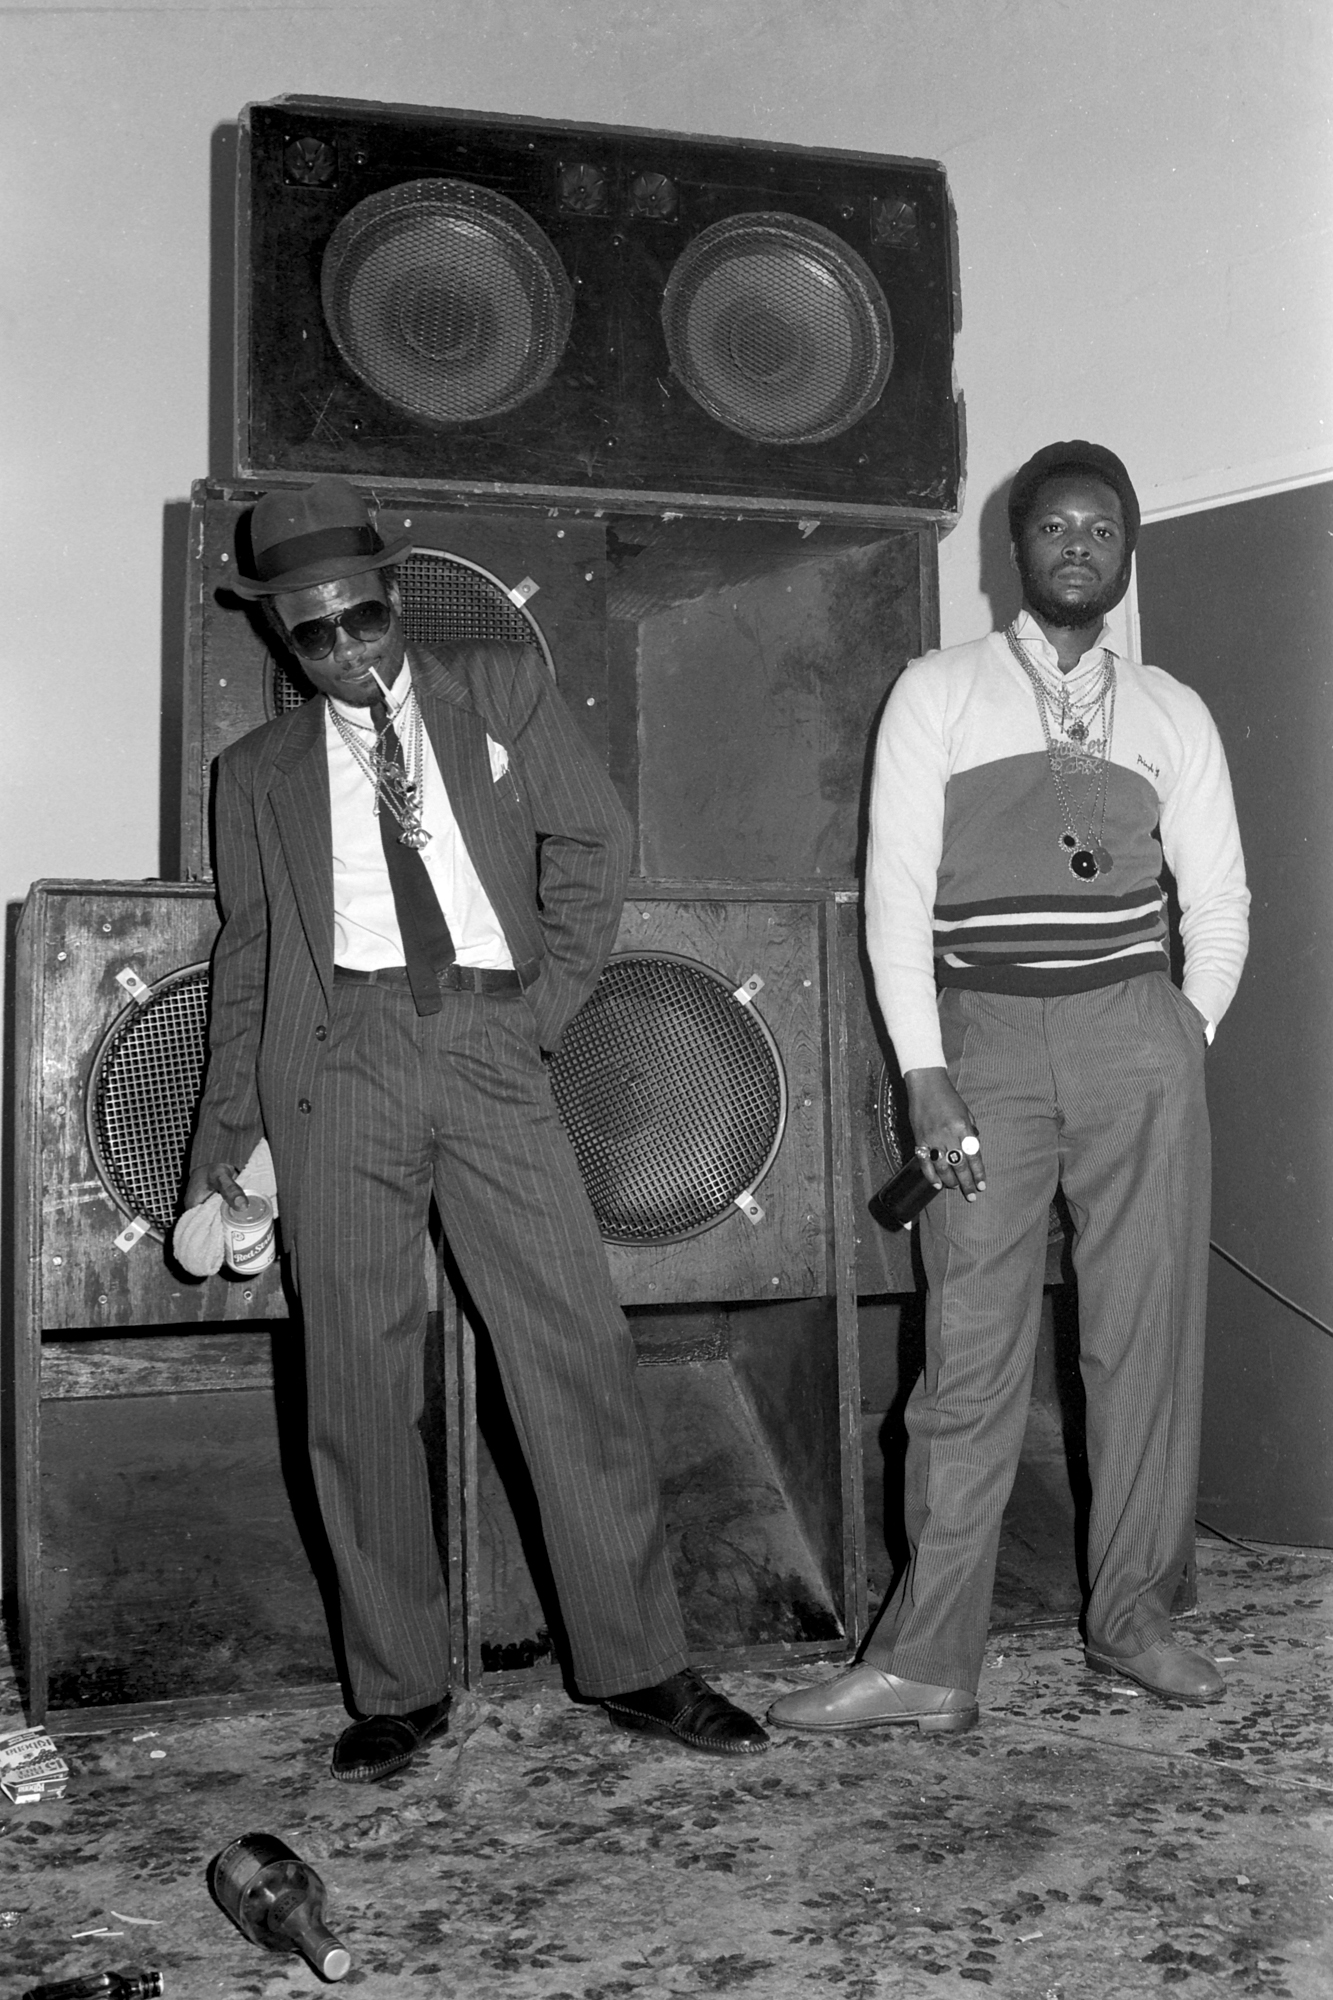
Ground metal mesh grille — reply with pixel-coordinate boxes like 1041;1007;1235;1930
321;178;574;426
270;547;554;714
86;967;211;1239
662;212;893;445
548;954;786;1243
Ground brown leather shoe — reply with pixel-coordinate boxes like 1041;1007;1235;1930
601;1667;769;1755
1084;1640;1225;1705
767;1662;978;1735
331;1694;452;1782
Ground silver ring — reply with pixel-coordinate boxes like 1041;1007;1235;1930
946;1147;963;1165
914;1145;931;1160
961;1133;981;1156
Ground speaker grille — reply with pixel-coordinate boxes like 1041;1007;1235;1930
875;1058;912;1176
271;546;554;714
86;967;211;1239
321;178;575;426
84;950;788;1248
662;212;893;444
547;953;787;1243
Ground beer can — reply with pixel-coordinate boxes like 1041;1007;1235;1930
222;1193;275;1273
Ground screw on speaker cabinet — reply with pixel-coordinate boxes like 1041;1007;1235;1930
236;97;962;523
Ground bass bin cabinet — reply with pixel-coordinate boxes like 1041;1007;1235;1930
10;881;873;1719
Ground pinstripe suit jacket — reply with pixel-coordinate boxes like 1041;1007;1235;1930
188;638;631;1240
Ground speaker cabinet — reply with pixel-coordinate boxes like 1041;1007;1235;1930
11;883;867;1717
181;480;937;886
13;881;289;1335
11;881;302;1721
237;97;962;525
556;892;833;1305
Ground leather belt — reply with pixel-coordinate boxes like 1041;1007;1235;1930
333;962;534;994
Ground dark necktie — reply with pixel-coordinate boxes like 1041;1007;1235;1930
370;698;454;1016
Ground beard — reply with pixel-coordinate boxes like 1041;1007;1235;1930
1017;549;1133;628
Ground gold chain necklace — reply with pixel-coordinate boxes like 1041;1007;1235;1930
1005;624;1116;880
327;689;431;849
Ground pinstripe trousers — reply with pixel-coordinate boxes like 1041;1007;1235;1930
863;973;1211;1693
288;977;689;1713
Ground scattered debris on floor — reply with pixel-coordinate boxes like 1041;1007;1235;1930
2;1541;1329;1998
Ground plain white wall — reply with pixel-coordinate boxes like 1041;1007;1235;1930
2;0;1330;933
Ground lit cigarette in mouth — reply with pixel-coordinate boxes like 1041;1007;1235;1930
367;665;401;708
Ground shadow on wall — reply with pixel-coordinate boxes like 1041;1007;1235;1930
977;477;1022;636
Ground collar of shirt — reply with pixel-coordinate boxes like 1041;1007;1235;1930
1011;607;1116;697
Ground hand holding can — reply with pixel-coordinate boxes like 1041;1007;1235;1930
221;1193;275;1273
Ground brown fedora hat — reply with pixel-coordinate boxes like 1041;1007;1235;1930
232;475;415;598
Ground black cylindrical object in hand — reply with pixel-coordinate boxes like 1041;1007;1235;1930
211;1832;350;1981
868;1154;940;1231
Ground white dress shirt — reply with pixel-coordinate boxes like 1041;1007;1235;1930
326;660;514;971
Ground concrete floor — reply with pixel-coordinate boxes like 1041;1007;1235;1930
2;1535;1330;2000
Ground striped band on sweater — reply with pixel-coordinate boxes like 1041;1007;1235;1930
934;884;1168;994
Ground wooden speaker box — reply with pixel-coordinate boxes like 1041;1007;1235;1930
10;881;310;1723
179;480;938;887
237;97;962;525
11;882;868;1717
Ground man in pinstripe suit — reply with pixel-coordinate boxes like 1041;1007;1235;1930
770;442;1249;1737
183;477;767;1779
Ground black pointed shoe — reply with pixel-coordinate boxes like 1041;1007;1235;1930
601;1667;769;1755
331;1694;452;1783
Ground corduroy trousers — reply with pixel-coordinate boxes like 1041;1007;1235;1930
287;976;689;1714
863;972;1211;1694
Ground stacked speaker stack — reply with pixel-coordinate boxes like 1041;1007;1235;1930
11;98;963;1721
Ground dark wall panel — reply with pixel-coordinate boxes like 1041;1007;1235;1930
1137;480;1333;1545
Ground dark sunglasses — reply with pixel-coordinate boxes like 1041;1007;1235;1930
285;598;392;659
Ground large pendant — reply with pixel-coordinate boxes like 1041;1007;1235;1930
1091;843;1113;874
1069;848;1100;880
399;824;430;850
1066;718;1088;742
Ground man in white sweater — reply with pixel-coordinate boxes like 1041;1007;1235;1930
770;441;1249;1735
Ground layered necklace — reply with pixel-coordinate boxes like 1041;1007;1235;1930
327;683;432;850
1004;623;1116;881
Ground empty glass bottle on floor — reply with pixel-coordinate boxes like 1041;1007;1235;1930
20;1974;163;1999
210;1831;350;1981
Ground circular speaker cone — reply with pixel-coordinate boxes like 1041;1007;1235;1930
321;179;575;426
662;212;893;444
875;1057;912;1177
548;953;787;1243
269;545;555;716
86;965;212;1239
